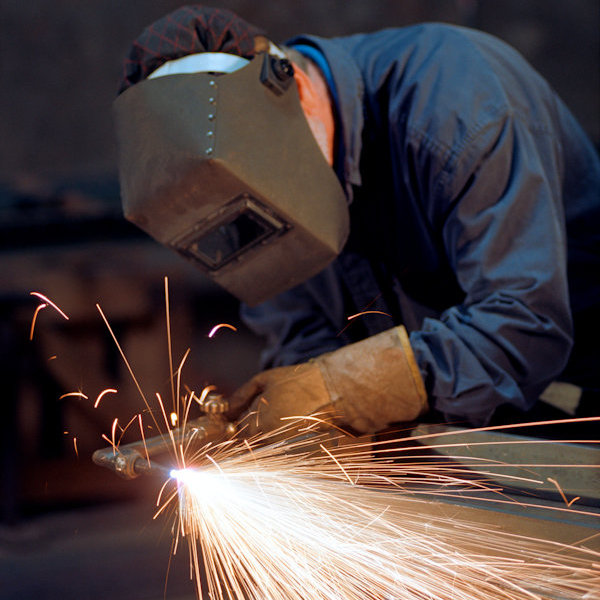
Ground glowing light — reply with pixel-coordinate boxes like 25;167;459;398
100;418;120;454
547;476;581;508
86;284;600;600
194;385;217;405
94;388;117;408
59;391;88;401
138;413;151;467
347;309;392;320
208;323;237;338
161;422;600;600
171;412;178;427
29;302;47;340
30;292;70;320
338;306;393;336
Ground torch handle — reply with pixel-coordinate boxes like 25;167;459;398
92;413;236;479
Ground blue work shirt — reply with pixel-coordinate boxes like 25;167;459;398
241;24;600;426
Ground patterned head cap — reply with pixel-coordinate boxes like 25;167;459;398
118;4;265;94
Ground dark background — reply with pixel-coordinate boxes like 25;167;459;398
1;2;598;599
1;0;598;181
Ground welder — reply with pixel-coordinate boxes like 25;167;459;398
114;5;600;437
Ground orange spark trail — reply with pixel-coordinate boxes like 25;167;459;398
174;348;191;426
30;292;70;320
547;476;581;508
94;388;117;408
111;418;118;450
96;303;160;433
29;303;47;340
117;414;141;447
347;310;392;320
193;385;217;406
101;435;115;453
166;423;600;600
164;277;176;415
80;282;600;600
138;413;151;467
59;391;88;401
100;418;120;454
208;323;237;338
319;442;354;485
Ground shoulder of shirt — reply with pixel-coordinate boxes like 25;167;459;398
335;26;513;163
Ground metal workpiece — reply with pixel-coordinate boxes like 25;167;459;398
92;394;236;479
407;424;600;508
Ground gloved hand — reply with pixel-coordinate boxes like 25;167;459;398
228;326;428;436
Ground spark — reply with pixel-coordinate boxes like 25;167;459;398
165;276;176;416
337;295;388;336
94;388;117;408
73;437;79;459
86;284;600;600
101;418;120;454
138;413;151;467
96;303;161;433
59;391;88;401
547;476;581;508
30;292;70;320
347;309;392;320
111;418;118;450
29;302;47;340
161;419;600;600
192;385;217;406
208;323;237;338
174;348;191;420
171;412;178;427
319;442;354;485
117;414;142;447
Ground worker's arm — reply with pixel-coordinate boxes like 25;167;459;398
405;106;574;426
237;115;572;431
240;267;348;369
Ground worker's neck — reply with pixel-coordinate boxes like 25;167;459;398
291;57;336;166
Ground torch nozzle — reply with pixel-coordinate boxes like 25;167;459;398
92;445;154;479
93;394;236;479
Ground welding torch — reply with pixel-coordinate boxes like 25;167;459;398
92;393;237;479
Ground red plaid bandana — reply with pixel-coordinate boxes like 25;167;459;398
118;4;265;94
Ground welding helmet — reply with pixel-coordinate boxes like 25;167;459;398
113;48;349;306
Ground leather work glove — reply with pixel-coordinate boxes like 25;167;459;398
228;326;428;436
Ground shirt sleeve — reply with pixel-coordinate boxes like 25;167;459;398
240;265;347;369
409;112;573;425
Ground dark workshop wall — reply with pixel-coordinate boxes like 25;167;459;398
1;0;598;181
0;0;598;520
